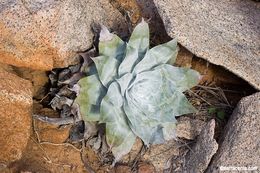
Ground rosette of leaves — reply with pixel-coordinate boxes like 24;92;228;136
74;20;201;161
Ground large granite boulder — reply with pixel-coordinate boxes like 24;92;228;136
207;92;260;172
0;67;32;167
0;0;127;70
154;0;260;89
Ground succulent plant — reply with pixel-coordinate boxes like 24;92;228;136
74;20;201;161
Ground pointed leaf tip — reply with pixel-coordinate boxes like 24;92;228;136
128;19;149;58
99;25;113;42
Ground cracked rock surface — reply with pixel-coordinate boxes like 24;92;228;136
207;92;260;173
0;0;127;70
0;68;32;166
154;0;260;89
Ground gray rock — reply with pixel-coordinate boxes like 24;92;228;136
154;0;260;89
143;139;180;172
182;119;218;173
207;92;260;173
0;0;127;70
176;116;206;140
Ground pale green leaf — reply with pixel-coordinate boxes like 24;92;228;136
91;55;120;87
99;26;126;62
128;19;149;58
123;64;198;144
75;20;201;161
123;96;159;145
127;67;197;122
154;64;201;92
110;123;136;162
100;81;136;161
133;38;178;74
74;74;106;122
118;45;139;77
116;73;133;96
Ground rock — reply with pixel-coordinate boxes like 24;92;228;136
137;163;156;173
143;140;179;172
121;138;143;163
154;0;260;89
136;0;171;45
10;137;86;173
0;0;127;70
0;68;32;165
174;46;193;68
207;92;260;173
182;119;218;173
176;116;206;140
81;145;114;173
33;108;71;143
115;165;131;173
12;67;49;99
110;0;141;25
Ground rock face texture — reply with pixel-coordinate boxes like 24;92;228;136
183;119;218;173
154;0;260;89
0;0;127;70
176;116;206;140
33;108;71;143
0;68;32;166
10;139;86;173
207;92;260;173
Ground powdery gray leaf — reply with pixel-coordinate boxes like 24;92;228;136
133;38;178;75
100;81;136;161
123;64;198;144
118;45;139;77
91;55;120;87
99;26;126;62
75;20;200;161
128;18;149;58
154;64;201;92
74;74;106;122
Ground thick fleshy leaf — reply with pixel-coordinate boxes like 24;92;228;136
100;82;136;161
75;20;201;161
133;38;178;74
154;64;201;92
91;55;120;87
116;73;133;95
75;74;106;121
118;45;139;77
124;65;198;144
99;26;126;62
108;122;136;162
128;19;149;58
123;95;159;145
127;67;196;122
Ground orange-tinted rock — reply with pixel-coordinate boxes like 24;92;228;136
11;137;87;173
0;67;32;165
110;0;141;25
174;46;193;68
33;108;70;143
115;165;131;173
121;138;143;163
0;0;127;70
12;67;49;99
137;163;155;173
